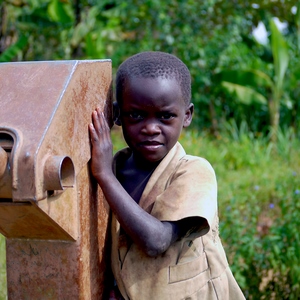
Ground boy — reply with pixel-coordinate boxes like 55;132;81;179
89;51;245;299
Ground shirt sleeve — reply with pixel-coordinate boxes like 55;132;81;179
150;155;218;234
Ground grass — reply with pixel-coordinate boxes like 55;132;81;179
0;235;6;299
1;124;299;299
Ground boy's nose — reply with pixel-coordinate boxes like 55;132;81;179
141;121;161;135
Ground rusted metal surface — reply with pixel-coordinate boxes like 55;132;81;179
6;166;111;299
0;60;112;299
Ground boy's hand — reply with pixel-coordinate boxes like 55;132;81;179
89;108;113;182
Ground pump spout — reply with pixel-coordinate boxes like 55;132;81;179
0;146;7;178
0;146;12;199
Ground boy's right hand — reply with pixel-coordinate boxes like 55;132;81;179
89;108;113;183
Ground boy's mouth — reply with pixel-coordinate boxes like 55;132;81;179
139;141;163;150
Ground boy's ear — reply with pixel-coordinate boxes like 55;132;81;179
183;103;194;128
113;102;122;126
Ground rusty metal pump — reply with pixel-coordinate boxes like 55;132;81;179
0;60;112;299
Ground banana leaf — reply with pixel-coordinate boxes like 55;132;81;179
47;0;74;24
222;81;267;105
214;69;273;90
270;18;289;93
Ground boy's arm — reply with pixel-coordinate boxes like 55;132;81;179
89;108;183;256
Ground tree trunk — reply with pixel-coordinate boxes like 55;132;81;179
291;98;299;136
268;97;280;143
206;84;219;138
0;2;6;54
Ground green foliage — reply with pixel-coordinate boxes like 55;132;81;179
1;0;300;135
221;81;267;105
0;235;6;299
215;69;274;90
47;0;74;24
215;18;290;141
270;18;289;94
0;35;28;62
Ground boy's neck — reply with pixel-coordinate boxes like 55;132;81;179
128;152;161;172
117;152;160;204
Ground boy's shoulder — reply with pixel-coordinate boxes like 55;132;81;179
181;152;212;165
178;151;215;175
159;143;217;184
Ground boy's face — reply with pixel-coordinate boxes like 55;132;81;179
117;77;193;163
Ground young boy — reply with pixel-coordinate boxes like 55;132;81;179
89;51;245;299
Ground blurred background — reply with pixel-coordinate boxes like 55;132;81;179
0;1;300;299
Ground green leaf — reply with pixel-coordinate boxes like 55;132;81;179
270;18;289;92
296;3;300;27
222;81;267;105
214;69;273;90
80;31;106;59
71;22;89;47
47;0;73;24
0;35;28;62
289;65;300;88
296;2;300;51
85;33;93;56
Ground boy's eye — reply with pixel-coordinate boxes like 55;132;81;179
129;112;144;120
159;112;175;120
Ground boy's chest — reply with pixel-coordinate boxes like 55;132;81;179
117;167;154;203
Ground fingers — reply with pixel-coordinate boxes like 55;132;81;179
89;108;110;144
89;122;97;144
91;108;101;133
91;108;109;132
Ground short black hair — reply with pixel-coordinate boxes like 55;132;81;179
116;51;191;105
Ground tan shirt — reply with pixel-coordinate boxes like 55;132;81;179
111;142;245;300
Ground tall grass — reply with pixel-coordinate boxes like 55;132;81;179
0;123;299;299
0;235;6;299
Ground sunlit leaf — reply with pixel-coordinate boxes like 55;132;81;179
85;33;94;57
85;33;103;58
222;81;267;105
47;0;73;24
296;2;300;51
214;70;273;90
0;35;28;62
270;18;289;92
71;23;89;47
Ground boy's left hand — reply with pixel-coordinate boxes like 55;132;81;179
89;108;113;182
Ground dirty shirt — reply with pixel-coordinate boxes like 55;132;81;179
111;142;245;300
